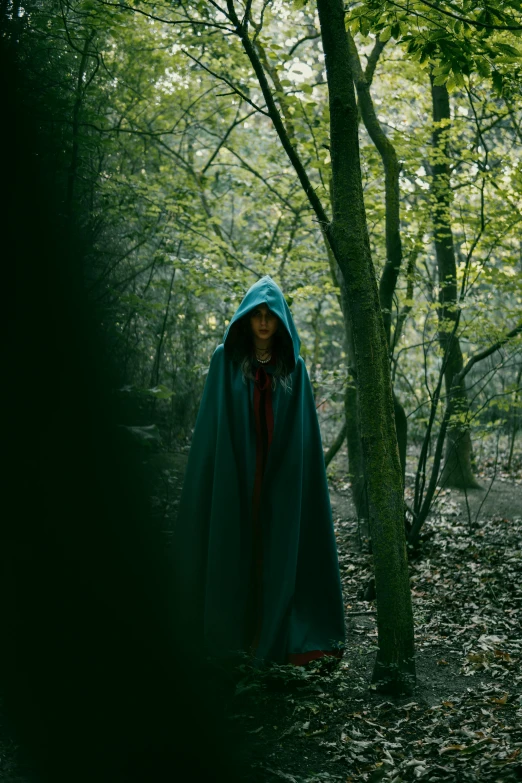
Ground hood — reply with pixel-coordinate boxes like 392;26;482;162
223;275;301;371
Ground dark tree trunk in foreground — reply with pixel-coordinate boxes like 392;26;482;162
317;0;415;693
430;81;480;489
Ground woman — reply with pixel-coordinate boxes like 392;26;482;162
172;275;345;665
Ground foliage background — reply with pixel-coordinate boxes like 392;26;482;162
8;0;519;467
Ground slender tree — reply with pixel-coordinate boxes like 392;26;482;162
221;0;416;692
315;0;415;692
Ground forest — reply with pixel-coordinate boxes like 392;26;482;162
1;0;521;780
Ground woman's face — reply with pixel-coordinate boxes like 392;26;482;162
249;303;279;342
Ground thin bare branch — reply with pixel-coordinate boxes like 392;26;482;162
288;33;320;57
182;50;269;116
202;107;258;174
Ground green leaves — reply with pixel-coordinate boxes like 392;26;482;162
22;0;520;460
492;69;504;93
346;0;522;97
495;41;522;56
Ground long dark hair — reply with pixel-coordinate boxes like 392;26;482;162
225;312;294;392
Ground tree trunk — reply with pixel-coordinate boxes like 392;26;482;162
430;80;479;489
317;0;415;694
347;33;402;346
229;0;415;693
339;265;369;520
394;393;407;492
325;232;369;520
506;363;521;471
347;33;408;492
345;381;368;519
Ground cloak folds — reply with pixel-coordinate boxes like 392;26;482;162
172;276;345;664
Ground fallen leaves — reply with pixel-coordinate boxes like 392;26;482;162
228;478;522;782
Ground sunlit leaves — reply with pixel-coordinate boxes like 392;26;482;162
346;0;522;94
21;0;520;450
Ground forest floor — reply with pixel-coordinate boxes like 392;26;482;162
156;443;522;783
1;444;521;782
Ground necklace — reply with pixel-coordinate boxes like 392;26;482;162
256;353;271;364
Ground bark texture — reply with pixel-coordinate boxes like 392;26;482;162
341;281;369;520
325;236;369;520
348;32;408;490
317;0;415;694
430;81;480;489
347;33;402;345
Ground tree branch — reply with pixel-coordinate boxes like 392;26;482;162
94;0;236;31
222;148;298;212
459;323;522;380
225;0;331;231
347;30;402;346
364;37;385;86
414;0;522;31
288;32;321;57
181;50;269;115
409;322;522;544
201;106;257;174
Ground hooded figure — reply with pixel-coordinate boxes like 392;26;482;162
172;276;345;665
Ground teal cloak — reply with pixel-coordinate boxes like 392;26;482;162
172;276;345;664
